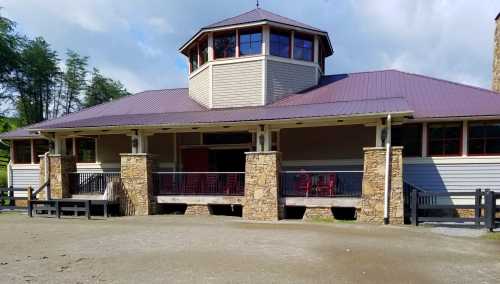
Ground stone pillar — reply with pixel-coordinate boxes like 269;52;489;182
243;151;283;221
493;13;500;92
185;204;212;216
358;147;404;224
39;154;76;199
120;153;156;216
303;207;333;221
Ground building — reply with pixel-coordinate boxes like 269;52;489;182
2;8;500;223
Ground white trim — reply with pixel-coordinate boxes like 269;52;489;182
30;139;35;164
314;35;319;64
7;161;12;188
10;163;40;170
188;61;210;79
375;119;383;147
282;159;364;167
267;54;319;68
403;156;500;165
262;53;267;105
212;54;264;65
462;120;468;157
422;122;428;157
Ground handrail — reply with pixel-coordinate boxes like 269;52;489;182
32;181;49;199
403;180;429;193
153;171;245;174
281;170;363;174
69;171;121;174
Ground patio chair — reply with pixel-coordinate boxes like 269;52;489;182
206;174;219;194
224;174;239;195
294;174;312;197
316;174;337;197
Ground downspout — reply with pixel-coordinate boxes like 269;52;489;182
44;151;50;200
383;113;392;225
7;160;12;188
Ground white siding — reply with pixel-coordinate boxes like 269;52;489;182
267;60;317;103
188;67;210;107
212;60;263;108
11;165;39;189
404;162;500;192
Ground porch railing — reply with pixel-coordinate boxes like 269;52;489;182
69;172;121;195
153;172;245;196
280;171;363;198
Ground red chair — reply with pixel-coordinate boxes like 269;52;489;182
224;174;239;195
206;174;218;194
317;174;336;197
295;174;312;197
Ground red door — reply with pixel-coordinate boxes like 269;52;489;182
182;149;209;172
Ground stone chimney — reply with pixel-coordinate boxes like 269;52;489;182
493;13;500;92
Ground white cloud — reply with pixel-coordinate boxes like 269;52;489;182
137;41;163;58
146;17;174;34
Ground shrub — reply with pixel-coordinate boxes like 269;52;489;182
0;168;7;188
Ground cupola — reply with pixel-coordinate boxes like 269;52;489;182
180;8;333;108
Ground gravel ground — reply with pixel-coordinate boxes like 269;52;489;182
0;213;499;284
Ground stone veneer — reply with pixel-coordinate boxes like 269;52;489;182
39;154;76;199
243;151;284;221
493;14;500;92
185;204;212;215
120;154;156;216
303;207;333;220
358;147;404;224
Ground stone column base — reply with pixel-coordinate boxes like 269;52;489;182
303;207;333;221
185;204;212;216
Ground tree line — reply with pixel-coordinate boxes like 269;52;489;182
0;9;130;127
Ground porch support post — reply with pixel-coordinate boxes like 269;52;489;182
256;125;271;152
243;151;284;221
358;146;404;224
39;154;76;200
129;131;149;154
119;153;156;216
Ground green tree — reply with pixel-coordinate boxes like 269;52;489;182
53;50;88;116
84;68;130;108
0;9;22;111
11;37;61;125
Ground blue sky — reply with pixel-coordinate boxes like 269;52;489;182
1;0;499;93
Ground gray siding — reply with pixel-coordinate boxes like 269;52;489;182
267;60;317;103
11;167;39;189
212;60;263;108
404;162;500;192
188;67;210;107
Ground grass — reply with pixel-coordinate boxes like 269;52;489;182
483;232;500;241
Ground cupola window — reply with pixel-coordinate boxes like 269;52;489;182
199;39;208;66
270;29;291;58
214;31;236;59
239;28;262;56
189;48;198;72
293;33;314;62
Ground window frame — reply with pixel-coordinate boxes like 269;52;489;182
198;37;209;66
391;123;423;158
293;32;314;62
427;122;463;157
75;137;97;163
213;31;237;59
12;139;32;164
189;47;198;73
467;120;500;156
238;27;263;57
269;29;291;59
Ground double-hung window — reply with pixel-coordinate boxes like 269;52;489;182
293;33;314;61
214;32;236;59
428;123;462;156
468;121;500;155
270;29;291;58
239;28;262;56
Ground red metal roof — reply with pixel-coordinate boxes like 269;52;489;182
2;69;500;139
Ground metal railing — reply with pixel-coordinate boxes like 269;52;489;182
280;171;363;198
69;172;121;195
153;172;245;196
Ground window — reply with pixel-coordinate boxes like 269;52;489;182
214;31;236;59
33;139;49;163
428;123;462;156
239;28;262;56
468;121;500;155
76;138;96;163
293;33;314;61
392;124;422;157
65;138;74;156
270;29;290;58
189;48;198;72
199;39;208;66
13;140;31;164
203;132;252;145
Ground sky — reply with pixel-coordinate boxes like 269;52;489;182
0;0;499;93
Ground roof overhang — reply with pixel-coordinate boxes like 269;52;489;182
179;20;334;57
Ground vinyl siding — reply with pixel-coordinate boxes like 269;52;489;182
267;60;317;103
280;125;376;161
11;166;39;189
404;162;500;192
188;66;210;107
212;60;263;108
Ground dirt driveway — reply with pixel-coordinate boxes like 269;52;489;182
0;213;499;283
